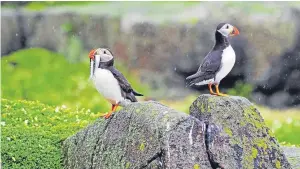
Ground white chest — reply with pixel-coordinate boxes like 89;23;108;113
92;68;123;104
215;45;236;83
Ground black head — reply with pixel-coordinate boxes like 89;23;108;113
216;23;227;31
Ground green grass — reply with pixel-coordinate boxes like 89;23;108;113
1;99;98;168
257;106;300;145
1;48;150;114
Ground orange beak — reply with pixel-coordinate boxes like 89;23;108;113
89;49;96;60
230;26;240;36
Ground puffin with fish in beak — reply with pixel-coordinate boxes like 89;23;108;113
89;48;143;119
186;23;240;96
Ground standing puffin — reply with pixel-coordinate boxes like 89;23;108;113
186;23;240;96
89;48;143;119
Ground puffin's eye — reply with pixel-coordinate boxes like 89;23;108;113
104;50;106;54
226;25;229;29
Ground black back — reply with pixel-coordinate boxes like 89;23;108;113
186;23;230;85
99;58;143;103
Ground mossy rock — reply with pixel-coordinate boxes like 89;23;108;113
63;101;212;169
190;94;291;169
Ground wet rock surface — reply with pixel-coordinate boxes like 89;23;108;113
282;146;300;169
63;95;292;169
190;95;291;169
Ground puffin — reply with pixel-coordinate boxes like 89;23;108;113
186;23;240;96
89;48;143;119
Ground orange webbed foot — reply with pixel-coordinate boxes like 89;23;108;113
100;104;119;119
215;84;229;97
100;111;113;119
217;93;228;97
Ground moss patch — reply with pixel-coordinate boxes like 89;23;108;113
255;138;268;150
125;162;131;169
252;147;258;159
139;142;145;151
194;164;200;169
276;160;281;169
1;99;98;169
242;105;264;130
224;127;233;137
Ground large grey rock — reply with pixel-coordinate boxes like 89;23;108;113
190;95;291;169
282;146;300;169
63;101;211;169
63;96;292;169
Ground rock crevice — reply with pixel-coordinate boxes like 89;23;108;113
204;122;224;169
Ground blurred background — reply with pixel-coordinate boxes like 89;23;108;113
1;1;300;145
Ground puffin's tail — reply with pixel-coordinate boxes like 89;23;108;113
185;72;205;87
132;90;143;96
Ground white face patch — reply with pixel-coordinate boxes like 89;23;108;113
217;24;234;37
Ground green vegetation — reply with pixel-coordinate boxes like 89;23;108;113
1;99;98;168
1;48;299;169
1;48;150;114
257;106;300;145
227;81;253;99
1;48;150;169
2;1;107;11
2;1;201;11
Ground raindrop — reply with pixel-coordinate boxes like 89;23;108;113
16;33;18;37
174;67;177;71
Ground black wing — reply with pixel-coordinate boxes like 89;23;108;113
186;50;223;85
107;67;143;102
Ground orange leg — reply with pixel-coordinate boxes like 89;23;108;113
215;84;228;96
100;104;119;119
208;83;217;95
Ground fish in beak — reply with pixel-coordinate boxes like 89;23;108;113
89;49;96;80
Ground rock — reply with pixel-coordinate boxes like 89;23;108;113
190;95;291;169
63;96;291;169
282;146;300;169
63;101;212;169
268;91;292;109
1;9;23;55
